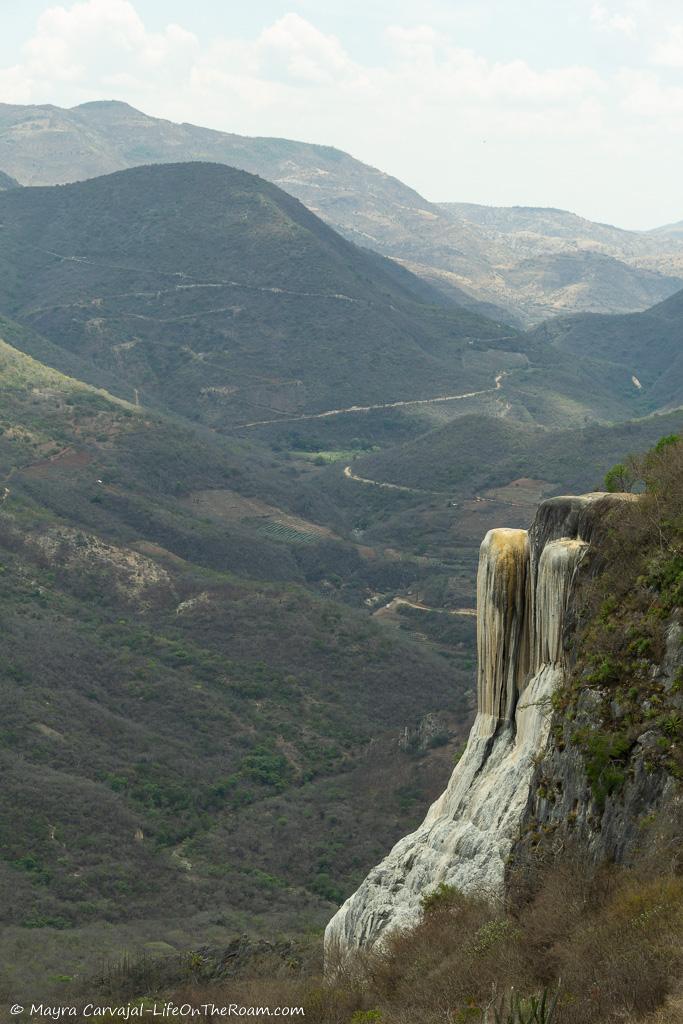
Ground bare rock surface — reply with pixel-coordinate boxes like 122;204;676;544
325;493;622;953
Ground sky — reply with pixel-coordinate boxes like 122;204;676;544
1;0;682;229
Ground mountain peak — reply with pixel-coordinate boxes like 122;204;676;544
1;99;682;324
72;99;141;112
0;169;20;190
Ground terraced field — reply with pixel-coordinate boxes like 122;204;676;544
252;518;323;545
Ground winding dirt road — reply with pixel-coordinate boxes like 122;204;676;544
240;372;506;429
378;596;476;618
343;465;422;492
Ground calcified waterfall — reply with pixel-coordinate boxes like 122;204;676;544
325;493;628;955
476;528;530;720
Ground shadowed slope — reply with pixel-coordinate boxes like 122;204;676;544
1;100;682;324
0;162;513;428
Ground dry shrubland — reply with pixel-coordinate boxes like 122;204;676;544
159;438;683;1022
153;841;683;1024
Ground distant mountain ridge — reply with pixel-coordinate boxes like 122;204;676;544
1;100;682;325
649;219;683;240
0;169;19;190
0;161;513;430
527;286;683;412
447;202;651;244
440;201;683;322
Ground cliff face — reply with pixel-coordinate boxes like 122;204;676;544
325;492;634;954
512;623;682;880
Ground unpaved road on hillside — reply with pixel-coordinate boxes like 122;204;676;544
343;465;425;492
377;596;476;618
345;463;540;508
241;372;506;428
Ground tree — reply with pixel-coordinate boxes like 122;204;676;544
654;433;680;454
604;462;635;493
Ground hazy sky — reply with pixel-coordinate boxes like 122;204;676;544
1;0;682;228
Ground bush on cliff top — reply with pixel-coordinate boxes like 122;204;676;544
552;435;683;804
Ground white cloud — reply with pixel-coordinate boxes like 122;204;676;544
590;4;638;37
0;0;681;226
652;24;683;66
257;13;353;84
0;64;34;103
0;1;603;115
618;68;683;118
383;27;602;106
10;0;198;99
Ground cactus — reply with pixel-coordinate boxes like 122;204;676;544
492;987;559;1024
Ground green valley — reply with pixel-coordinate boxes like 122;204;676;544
0;333;474;993
0;145;681;1010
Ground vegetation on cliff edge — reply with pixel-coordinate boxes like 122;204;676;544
552;435;683;806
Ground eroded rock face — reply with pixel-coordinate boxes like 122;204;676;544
325;494;620;956
515;614;683;877
476;528;529;720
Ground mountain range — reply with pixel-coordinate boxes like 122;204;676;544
0;169;18;190
0;313;478;988
0;161;512;431
0;107;682;999
1;100;682;325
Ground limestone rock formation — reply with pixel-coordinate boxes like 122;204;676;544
515;618;682;875
325;493;629;954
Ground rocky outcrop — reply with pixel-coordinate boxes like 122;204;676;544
325;493;631;955
398;712;452;753
512;617;683;877
30;525;171;600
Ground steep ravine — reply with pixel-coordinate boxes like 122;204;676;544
325;491;647;954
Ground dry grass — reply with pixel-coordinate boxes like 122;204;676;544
155;846;683;1024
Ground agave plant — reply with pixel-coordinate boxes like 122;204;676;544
492;987;559;1024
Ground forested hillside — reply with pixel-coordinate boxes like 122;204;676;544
0;332;477;993
1;100;682;324
0;101;681;1012
529;287;683;411
0;162;513;430
345;410;683;494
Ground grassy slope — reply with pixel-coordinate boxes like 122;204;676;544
0;336;474;993
528;287;683;411
347;411;683;494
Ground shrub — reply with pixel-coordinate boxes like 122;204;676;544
420;881;460;914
